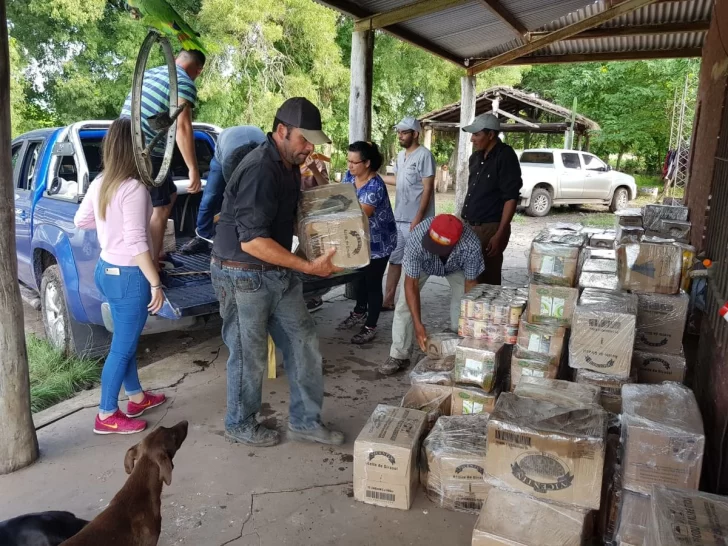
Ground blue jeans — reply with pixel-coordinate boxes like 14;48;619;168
196;157;224;240
211;263;324;431
95;260;149;412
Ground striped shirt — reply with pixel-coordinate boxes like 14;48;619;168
120;65;198;157
403;218;485;280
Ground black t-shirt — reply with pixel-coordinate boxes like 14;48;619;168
461;139;522;224
212;134;300;265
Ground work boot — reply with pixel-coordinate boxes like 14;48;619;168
351;326;376;345
379;357;409;376
288;423;345;446
225;423;280;447
336;311;367;330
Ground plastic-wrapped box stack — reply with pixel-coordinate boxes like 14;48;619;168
459;285;528;344
297;183;371;269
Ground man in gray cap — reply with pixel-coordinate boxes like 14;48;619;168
382;116;436;309
460;113;522;285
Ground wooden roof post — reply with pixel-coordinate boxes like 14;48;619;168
455;75;476;215
424;126;433;149
0;0;39;474
349;29;374;143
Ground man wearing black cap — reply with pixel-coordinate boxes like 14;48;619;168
380;214;484;375
211;97;343;447
461;113;522;285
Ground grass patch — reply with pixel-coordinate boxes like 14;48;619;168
513;213;527;224
27;334;101;413
634;174;663;188
436;200;456;215
579;213;617;227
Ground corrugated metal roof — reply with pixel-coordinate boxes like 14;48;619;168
318;0;710;67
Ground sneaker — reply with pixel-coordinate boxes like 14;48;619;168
288;423;344;446
351;326;376;345
126;391;167;418
225;423;280;447
306;297;324;313
336;311;367;331
179;236;211;255
379;357;409;376
94;410;147;435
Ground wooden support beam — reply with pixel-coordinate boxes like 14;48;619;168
494;108;539;128
349;30;374;142
477;0;528;38
467;0;663;75
455;76;476;215
530;20;711;40
502;48;703;65
354;0;468;32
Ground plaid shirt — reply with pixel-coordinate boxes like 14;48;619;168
403;218;485;280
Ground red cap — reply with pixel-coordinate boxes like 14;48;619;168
422;214;464;257
720;303;728;318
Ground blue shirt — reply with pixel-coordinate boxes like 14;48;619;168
343;172;397;260
403;218;485;280
121;65;198;157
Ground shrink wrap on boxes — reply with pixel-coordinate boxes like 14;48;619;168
579;271;620;291
615;491;651;546
409;356;454;386
590;231;616;249
529;230;584;287
353;405;427;510
569;288;638;378
516;320;566;361
451;385;498;415
632;350;686;384
510;347;557;391
422;414;491;513
486;393;607;509
574;369;635;414
646;486;728;546
527;284;579;327
426;333;460;358
642;204;689;232
635;292;689;354
400;384;451;430
615;208;643;227
617;241;682;294
514;376;600;408
616;225;644;245
621;383;705;495
454;339;505;391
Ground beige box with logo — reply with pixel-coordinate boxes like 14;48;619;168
635;292;689;354
569;289;638;378
633;350;686;384
472;487;590;546
527;284;579;327
621;384;705;496
514;376;601;408
422;415;492;514
617;242;682;295
400;384;451;430
646;486;728;546
574;369;636;414
353;405;428;510
486;393;607;510
451;385;498;415
299;212;371;269
615;491;651;546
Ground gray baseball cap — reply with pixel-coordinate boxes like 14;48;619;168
394;117;422;133
462;113;500;134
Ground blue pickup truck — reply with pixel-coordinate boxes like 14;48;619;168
12;120;357;357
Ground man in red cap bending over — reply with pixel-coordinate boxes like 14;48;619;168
379;214;485;375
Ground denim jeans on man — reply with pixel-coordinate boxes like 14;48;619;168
196;157;224;240
211;263;324;432
95;259;148;412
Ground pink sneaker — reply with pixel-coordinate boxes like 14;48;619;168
125;391;167;418
94;410;147;435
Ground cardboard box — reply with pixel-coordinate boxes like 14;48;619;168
426;333;460;358
575;369;635;414
353;405;428;510
472;487;590;546
582;258;617;274
621;384;705;496
451;385;498;415
529;237;582;287
635;292;689;354
615;491;651;546
617;241;682;294
527;284;579;327
616;225;644;245
510;348;557;391
514;376;601;408
409;356;454;387
633;350;686;384
299;182;360;216
516;320;566;361
486;393;607;509
646;220;691;243
584;248;616;261
422;415;491;513
642;204;689;232
454;339;504;391
299;211;371;269
615;208;643;228
590;231;616;249
569;289;638;378
579;271;620;291
597;434;622;544
401;384;451;430
646;486;728;546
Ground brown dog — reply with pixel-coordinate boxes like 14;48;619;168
61;421;188;546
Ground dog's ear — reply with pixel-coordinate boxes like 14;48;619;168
154;451;174;486
124;445;140;475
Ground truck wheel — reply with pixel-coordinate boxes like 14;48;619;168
610;187;629;212
41;265;72;354
526;188;552;217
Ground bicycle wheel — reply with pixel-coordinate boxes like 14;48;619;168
131;30;179;187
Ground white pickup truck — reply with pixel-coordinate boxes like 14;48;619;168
519;149;637;217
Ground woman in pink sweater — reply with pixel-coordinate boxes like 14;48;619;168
74;118;167;434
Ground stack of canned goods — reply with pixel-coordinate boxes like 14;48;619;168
459;285;528;344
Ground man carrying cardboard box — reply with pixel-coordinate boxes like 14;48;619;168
380;214;484;375
211;98;343;447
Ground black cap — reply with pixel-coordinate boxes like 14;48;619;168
275;97;331;145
